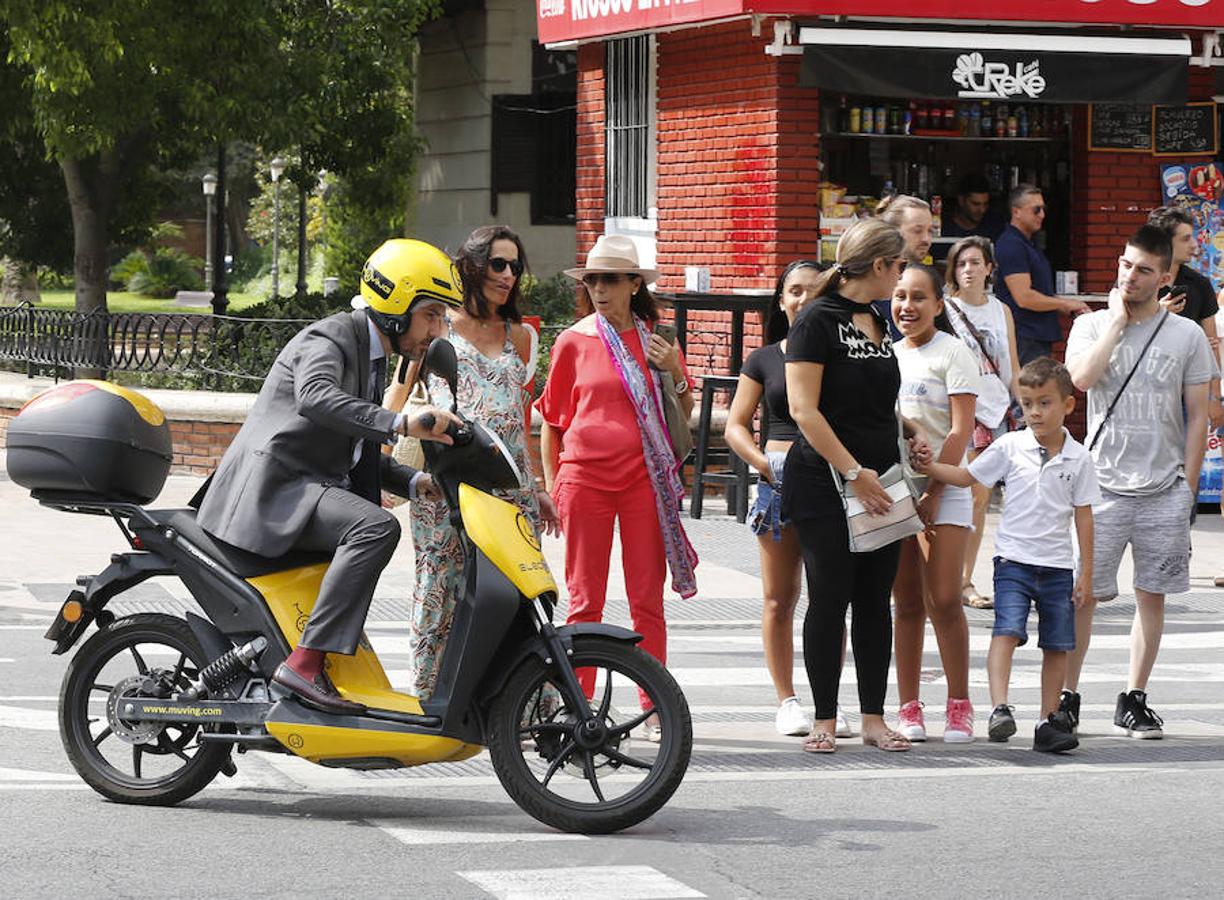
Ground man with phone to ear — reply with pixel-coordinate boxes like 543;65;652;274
1148;206;1224;586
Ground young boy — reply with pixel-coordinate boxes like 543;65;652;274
917;357;1098;752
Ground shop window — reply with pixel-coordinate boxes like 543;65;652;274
491;43;576;225
605;35;653;220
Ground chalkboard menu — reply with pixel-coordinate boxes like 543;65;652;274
1089;104;1153;152
1154;103;1218;156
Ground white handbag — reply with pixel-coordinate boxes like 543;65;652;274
829;416;924;553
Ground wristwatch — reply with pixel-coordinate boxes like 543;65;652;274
674;378;690;395
844;465;862;482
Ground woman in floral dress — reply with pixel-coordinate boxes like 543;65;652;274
389;225;560;698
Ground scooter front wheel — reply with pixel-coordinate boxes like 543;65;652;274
487;635;692;834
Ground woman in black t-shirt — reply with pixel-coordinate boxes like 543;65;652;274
784;218;930;754
727;260;853;739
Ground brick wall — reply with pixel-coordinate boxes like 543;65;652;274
575;21;821;377
1072;44;1220;292
576;41;607;265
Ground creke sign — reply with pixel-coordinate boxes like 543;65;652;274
539;0;1221;44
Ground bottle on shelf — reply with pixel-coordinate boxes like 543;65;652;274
849;102;862;134
862;104;874;135
944;101;955;131
838;95;849;133
904;101;915;135
995;102;1008;138
875;103;887;135
956;102;970;136
1007;113;1018;139
915;104;927;131
1017;105;1029;138
981;101;993;137
968;102;981;137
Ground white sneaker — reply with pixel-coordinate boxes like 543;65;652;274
775;696;810;736
835;705;853;738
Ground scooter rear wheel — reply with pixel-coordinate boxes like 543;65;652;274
487;635;691;834
60;613;233;805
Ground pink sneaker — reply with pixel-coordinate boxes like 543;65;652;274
897;700;926;742
944;697;975;743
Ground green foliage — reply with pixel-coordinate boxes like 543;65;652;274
519;272;577;395
108;222;203;297
239;291;344;321
126;247;204;298
520;272;578;326
246;170;324;261
0;0;443;315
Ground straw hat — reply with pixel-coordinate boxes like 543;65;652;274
564;234;660;283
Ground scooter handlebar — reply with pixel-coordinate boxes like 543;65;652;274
415;412;471;444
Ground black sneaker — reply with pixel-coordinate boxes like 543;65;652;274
988;704;1017;742
1058;690;1081;736
1033;711;1079;753
1114;690;1164;739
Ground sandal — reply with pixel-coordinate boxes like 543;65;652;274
962;583;993;610
802;731;837;754
862;728;911;752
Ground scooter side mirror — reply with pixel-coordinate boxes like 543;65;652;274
421;337;460;412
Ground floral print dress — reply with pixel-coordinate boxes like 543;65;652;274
408;321;541;698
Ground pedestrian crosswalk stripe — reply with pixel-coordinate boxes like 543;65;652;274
456;865;705;899
371;819;586;845
0;766;77;782
0;704;57;730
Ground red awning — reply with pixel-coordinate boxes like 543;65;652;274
538;0;1222;45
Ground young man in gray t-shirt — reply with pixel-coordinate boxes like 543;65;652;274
1064;225;1214;739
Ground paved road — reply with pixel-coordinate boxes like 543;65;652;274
2;475;1224;897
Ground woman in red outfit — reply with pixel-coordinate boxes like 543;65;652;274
536;235;698;741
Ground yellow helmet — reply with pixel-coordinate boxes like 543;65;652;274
359;238;463;335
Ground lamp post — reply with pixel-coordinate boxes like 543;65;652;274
211;145;229;315
269;156;286;299
295;181;308;301
201;172;217;292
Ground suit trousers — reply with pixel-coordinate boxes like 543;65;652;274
554;469;667;708
295;486;401;655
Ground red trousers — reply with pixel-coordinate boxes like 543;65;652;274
554;469;668;705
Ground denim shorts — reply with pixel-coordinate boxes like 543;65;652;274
992;557;1075;651
749;451;789;541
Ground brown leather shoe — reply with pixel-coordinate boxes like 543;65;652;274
272;663;366;715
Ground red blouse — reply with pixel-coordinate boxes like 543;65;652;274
535;325;689;490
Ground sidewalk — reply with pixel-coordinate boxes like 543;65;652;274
3;470;1223;620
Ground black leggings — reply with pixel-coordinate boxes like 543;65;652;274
795;514;901;720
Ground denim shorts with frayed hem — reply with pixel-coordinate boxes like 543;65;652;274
749;451;790;541
992;557;1075;651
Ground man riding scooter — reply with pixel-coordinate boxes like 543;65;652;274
196;238;463;714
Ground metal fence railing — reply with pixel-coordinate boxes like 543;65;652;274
0;303;313;386
0;302;747;390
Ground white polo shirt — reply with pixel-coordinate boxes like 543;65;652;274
968;428;1100;570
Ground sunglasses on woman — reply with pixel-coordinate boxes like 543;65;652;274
581;273;628;287
489;256;523;277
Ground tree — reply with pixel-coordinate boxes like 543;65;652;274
0;0;438;315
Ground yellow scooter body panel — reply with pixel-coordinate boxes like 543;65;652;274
459;483;556;599
263;720;483;767
249;564;483;766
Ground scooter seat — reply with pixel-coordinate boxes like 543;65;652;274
143;509;333;578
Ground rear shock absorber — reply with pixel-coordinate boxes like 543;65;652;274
179;637;268;701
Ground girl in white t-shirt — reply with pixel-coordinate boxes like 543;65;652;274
891;264;981;743
944;237;1021;611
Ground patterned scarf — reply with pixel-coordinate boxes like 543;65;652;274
596;314;698;598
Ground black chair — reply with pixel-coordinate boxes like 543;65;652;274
690;375;756;522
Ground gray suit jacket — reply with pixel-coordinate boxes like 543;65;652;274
196;309;416;556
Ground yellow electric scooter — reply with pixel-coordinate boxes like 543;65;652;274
17;340;692;834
